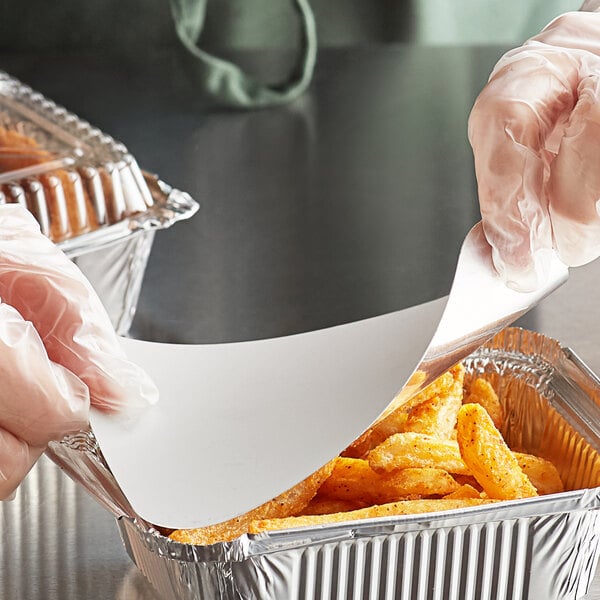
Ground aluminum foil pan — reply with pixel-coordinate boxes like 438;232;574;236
46;328;600;600
0;71;199;334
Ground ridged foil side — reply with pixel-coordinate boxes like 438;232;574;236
118;504;600;600
462;328;600;494
50;328;600;599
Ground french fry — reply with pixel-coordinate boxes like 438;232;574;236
344;365;465;457
368;432;471;475
342;411;408;459
248;498;495;534
443;483;482;500
389;467;459;497
378;369;428;418
453;473;483;491
343;368;448;458
169;460;335;545
465;377;503;429
456;404;537;500
318;457;459;504
403;364;464;438
404;391;462;438
513;452;564;495
394;369;455;413
170;365;566;545
299;498;368;516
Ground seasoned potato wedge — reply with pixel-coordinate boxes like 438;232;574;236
248;498;495;534
513;452;564;495
368;432;470;475
169;460;335;545
465;377;503;429
403;364;465;438
170;365;563;544
317;457;458;504
456;404;537;500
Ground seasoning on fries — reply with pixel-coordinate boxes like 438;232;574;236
169;363;564;545
456;403;537;500
247;498;495;534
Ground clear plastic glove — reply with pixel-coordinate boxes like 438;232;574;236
0;204;158;499
468;10;600;291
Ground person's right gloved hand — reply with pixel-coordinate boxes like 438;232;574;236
468;9;600;291
0;204;158;499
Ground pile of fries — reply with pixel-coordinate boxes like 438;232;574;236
170;364;563;545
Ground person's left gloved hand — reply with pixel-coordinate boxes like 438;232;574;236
0;204;158;499
468;10;600;291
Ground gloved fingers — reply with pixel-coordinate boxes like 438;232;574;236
529;12;600;56
0;205;158;412
0;302;89;447
468;46;585;290
547;73;600;266
0;429;43;500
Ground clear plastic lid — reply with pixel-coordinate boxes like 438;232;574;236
0;71;155;242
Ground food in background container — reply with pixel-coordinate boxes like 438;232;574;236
0;126;100;241
0;71;199;333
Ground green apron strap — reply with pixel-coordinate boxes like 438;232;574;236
169;0;317;108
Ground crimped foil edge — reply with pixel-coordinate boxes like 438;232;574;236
47;430;140;522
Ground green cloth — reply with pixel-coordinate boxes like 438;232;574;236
169;0;316;108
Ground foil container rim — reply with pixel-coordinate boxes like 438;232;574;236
124;487;600;565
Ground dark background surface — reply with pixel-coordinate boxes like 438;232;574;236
2;44;489;344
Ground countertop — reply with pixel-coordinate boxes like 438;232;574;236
1;43;600;599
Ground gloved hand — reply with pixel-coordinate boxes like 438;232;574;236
0;204;158;499
468;9;600;291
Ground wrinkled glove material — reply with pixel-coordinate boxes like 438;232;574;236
469;11;600;290
0;204;158;499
